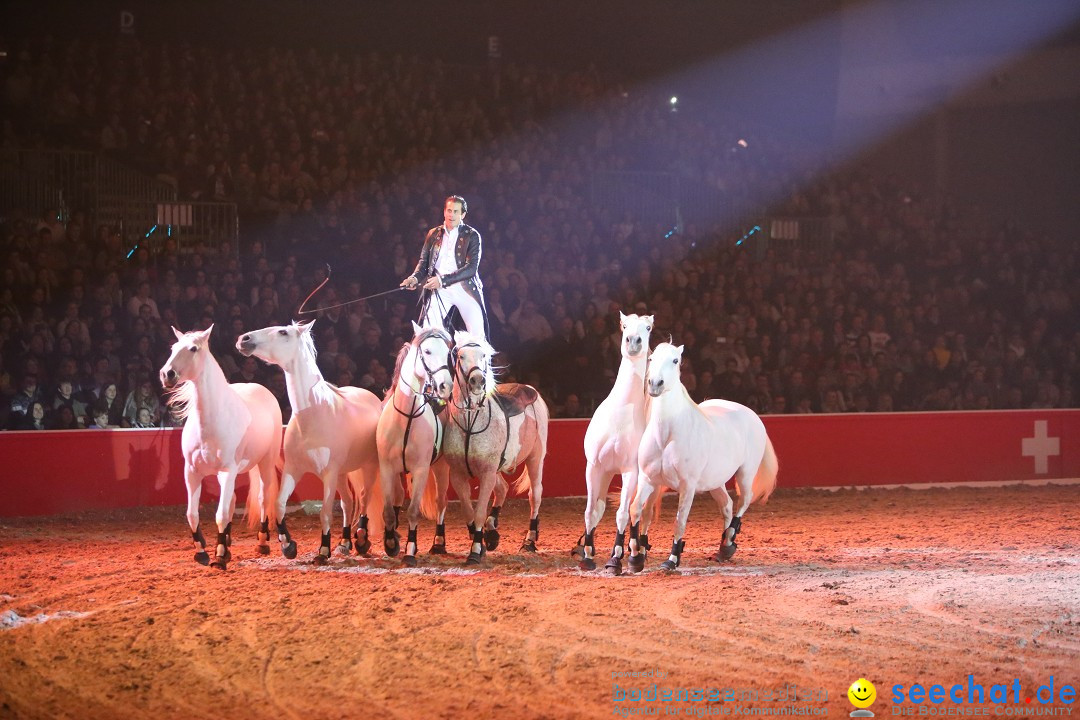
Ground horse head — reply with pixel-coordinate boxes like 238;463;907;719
160;325;214;389
646;342;684;397
236;320;315;369
408;321;454;401
619;311;654;359
451;330;497;408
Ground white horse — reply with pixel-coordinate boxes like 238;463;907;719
631;342;778;572
236;320;385;564
443;331;549;565
376;322;455;566
160;325;282;571
574;312;654;574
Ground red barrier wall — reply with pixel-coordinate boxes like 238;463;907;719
1;410;1076;518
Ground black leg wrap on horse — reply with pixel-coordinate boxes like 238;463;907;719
342;525;352;540
604;531;626;574
630;522;639;541
429;523;447;554
358;516;369;530
402;527;419;566
579;529;597;570
384;526;400;557
223;522;233;545
210;529;231;569
521;517;539;553
660;539;685;571
483;508;501;551
716;516;743;561
277;519;297;559
260;519;269;535
313;530;331;565
466;527;486;565
192;527;209;565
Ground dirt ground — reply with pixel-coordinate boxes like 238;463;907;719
1;484;1078;720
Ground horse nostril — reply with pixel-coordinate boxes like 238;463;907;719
166;369;176;379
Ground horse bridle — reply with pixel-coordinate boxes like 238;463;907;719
414;328;454;405
452;341;489;410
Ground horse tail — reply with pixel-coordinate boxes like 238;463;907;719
512;392;550;497
419;468;440;521
752;435;779;504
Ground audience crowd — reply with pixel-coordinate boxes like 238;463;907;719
2;37;1077;430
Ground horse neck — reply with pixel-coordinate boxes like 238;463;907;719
611;352;648;405
282;344;326;412
646;384;697;432
392;348;423;409
188;354;236;417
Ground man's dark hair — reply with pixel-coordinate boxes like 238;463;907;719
445;195;467;214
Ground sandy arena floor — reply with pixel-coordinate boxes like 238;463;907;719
0;484;1078;719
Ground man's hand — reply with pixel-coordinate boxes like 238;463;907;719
400;277;419;290
422;275;443;291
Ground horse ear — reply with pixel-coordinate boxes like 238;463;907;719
619;310;627;323
411;320;423;337
172;326;185;341
299;319;315;333
676;344;685;356
646;315;655;325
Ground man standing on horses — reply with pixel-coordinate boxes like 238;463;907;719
400;195;490;340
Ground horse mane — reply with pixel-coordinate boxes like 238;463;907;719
164;380;197;422
386;342;411;401
296;322;318;360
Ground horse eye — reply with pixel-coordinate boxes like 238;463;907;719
278;329;288;336
647;326;652;331
189;346;198;353
672;358;678;365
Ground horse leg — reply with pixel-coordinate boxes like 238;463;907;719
520;449;544;553
402;463;432;567
466;473;498;565
312;472;337;566
355;463;378;556
185;465;209;566
336;473;354;555
483;475;508;551
720;468;755;560
275;463;301;559
577;462;611;570
709;486;737;561
605;468;638;575
429;463;449;554
448;468;474;554
377;460;401;557
254;457;274;556
628;479;658;573
660;488;695;571
210;469;238;571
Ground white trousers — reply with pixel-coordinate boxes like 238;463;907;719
422;284;486;339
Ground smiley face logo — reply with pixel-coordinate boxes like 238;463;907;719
848;678;876;709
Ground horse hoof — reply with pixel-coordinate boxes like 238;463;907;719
716;542;738;561
355;539;371;556
428;544;447;555
465;552;484;566
257;544;270;556
210;558;228;571
282;541;297;560
628;555;645;573
579;557;596;571
384;534;400;558
660;559;680;572
570;545;585;560
604;557;623;576
313;553;328;567
194;551;210;566
520;540;537;553
336;541;353;556
402;555;417;568
483;527;500;551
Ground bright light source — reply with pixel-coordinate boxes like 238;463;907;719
670;96;678;105
737;139;748;148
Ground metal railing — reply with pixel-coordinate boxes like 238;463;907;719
0;159;62;221
764;216;836;255
0;149;177;229
116;200;239;259
591;170;680;227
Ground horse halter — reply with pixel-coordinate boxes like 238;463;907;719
452;341;489;410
